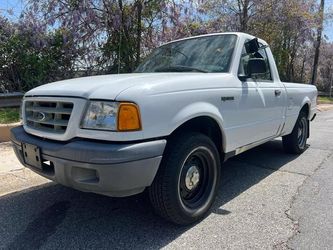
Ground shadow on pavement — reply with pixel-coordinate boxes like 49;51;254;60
0;139;301;249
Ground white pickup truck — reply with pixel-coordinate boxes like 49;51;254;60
11;32;317;225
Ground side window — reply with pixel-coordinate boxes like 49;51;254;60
257;46;272;81
238;43;272;81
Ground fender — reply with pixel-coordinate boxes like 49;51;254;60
171;102;227;152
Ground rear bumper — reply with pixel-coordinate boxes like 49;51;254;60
11;126;166;197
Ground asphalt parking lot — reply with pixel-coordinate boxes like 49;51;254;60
0;109;332;249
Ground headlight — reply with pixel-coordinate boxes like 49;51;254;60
81;101;141;131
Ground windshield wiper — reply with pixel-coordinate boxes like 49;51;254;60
154;65;208;73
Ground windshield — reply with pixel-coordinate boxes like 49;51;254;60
135;34;237;73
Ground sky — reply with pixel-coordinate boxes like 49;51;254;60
0;0;333;41
0;0;23;20
324;0;333;40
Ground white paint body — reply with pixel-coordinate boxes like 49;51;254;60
23;32;317;154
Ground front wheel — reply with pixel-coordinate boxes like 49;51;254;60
149;132;220;225
282;111;308;154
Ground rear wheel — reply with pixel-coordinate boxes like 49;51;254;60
149;132;220;225
282;111;308;154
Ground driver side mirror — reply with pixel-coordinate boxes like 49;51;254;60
247;58;267;75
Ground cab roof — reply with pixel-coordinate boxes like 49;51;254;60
162;32;269;47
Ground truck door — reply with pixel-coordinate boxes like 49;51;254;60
248;46;285;139
235;44;285;147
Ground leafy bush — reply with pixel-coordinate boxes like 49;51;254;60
0;16;78;92
0;108;20;124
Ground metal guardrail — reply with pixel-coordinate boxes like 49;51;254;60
0;92;23;108
318;91;332;97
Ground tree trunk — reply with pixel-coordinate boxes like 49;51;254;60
242;0;249;32
311;0;325;85
118;0;132;72
237;0;249;32
300;55;306;82
136;0;142;66
289;34;299;81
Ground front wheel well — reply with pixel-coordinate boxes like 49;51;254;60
300;103;310;119
168;116;224;158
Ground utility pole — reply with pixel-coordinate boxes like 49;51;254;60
330;73;333;98
311;0;325;85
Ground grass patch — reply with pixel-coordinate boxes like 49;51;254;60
318;96;333;104
0;108;20;124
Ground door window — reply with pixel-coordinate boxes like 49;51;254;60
238;43;272;81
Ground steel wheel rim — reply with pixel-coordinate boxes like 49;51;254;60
178;146;216;211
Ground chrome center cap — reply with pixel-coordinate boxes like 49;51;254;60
185;165;200;190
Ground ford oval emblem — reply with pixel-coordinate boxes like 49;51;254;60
36;112;46;122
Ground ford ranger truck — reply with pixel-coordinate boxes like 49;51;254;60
11;32;317;225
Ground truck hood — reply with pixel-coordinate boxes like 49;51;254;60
25;73;233;100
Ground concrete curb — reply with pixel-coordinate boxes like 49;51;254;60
0;122;21;142
0;168;51;196
317;104;333;112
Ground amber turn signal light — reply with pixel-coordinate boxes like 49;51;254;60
117;103;142;131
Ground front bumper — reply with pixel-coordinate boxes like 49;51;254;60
10;126;166;197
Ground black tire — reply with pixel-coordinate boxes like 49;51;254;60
282;111;308;154
149;132;221;225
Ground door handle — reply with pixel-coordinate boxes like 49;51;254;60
275;89;281;96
